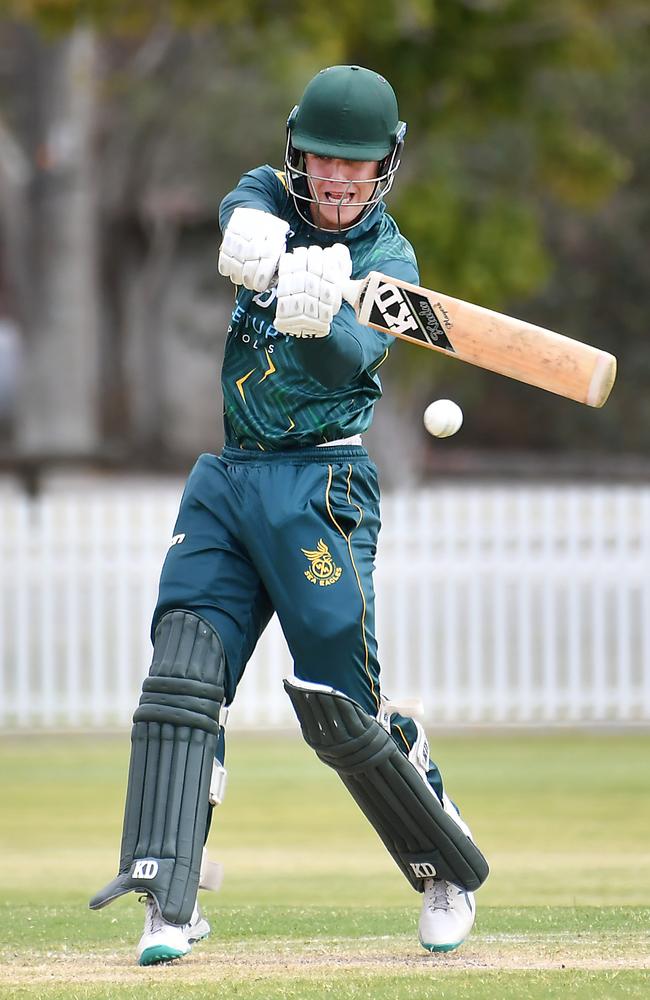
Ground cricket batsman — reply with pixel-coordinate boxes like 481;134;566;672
90;64;489;965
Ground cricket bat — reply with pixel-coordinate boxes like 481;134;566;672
342;272;616;407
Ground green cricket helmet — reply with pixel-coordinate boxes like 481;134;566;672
285;65;407;231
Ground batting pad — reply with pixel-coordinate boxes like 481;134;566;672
89;610;225;925
284;678;489;893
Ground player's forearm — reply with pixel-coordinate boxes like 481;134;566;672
219;166;286;233
219;187;269;233
274;245;393;388
290;326;365;389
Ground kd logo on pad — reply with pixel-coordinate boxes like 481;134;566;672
410;862;437;879
301;539;342;587
132;860;159;880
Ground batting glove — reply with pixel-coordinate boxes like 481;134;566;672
218;206;290;292
274;244;352;339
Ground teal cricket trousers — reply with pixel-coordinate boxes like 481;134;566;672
154;445;444;797
154;446;383;715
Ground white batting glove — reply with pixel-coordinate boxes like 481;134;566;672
218;206;290;292
274;244;352;339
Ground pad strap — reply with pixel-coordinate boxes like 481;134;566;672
284;678;489;893
89;611;225;924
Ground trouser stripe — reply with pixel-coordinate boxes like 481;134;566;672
393;723;411;753
324;464;379;713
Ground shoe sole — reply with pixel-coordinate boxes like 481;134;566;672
188;930;210;944
419;934;465;953
138;944;191;966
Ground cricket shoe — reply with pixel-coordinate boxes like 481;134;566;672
417;789;476;951
408;729;477;952
137;895;210;966
418;877;476;953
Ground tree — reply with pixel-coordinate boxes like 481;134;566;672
0;1;647;478
7;26;102;459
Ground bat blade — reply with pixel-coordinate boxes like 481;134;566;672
344;272;616;407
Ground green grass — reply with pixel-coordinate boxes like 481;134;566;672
5;974;650;1000
1;730;649;998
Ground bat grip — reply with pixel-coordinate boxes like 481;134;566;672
341;277;368;310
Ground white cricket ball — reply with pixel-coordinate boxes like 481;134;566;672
423;399;463;438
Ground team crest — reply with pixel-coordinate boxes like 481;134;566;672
301;539;343;587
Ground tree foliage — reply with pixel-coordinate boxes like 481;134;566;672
1;0;648;465
6;0;643;306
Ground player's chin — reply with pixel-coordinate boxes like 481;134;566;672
317;205;363;230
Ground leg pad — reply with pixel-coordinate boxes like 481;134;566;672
284;678;489;893
89;611;225;924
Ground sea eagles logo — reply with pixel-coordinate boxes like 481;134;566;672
301;539;343;587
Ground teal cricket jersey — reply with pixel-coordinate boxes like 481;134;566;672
218;165;419;451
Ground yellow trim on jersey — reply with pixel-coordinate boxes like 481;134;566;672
236;368;255;402
274;170;288;190
286;416;296;432
258;349;276;384
325;464;378;712
257;442;265;451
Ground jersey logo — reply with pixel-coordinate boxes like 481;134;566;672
301;539;343;587
252;287;277;309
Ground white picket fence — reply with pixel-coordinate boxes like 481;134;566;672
1;478;649;729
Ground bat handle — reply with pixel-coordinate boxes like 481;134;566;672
341;277;368;310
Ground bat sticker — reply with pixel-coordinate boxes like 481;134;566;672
368;281;456;352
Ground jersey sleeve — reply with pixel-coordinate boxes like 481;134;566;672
291;254;420;390
219;166;289;232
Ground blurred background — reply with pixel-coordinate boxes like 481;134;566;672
0;1;649;731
